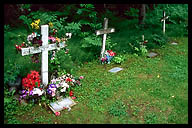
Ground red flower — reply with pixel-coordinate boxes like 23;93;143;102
65;77;72;83
21;42;25;47
107;50;116;56
144;41;148;44
22;70;41;91
107;50;112;53
109;52;115;56
30;70;40;79
69;91;73;96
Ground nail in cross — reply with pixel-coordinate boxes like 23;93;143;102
96;18;115;58
160;11;169;34
21;25;70;86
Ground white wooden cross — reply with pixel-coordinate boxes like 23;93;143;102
96;18;115;58
160;11;169;34
21;25;69;86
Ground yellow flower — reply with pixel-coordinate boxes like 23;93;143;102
31;22;35;28
56;37;61;43
35;19;40;24
157;75;160;78
35;25;40;29
49;22;53;27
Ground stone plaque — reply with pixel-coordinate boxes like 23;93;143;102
147;52;158;58
109;67;123;73
49;97;76;113
171;42;178;45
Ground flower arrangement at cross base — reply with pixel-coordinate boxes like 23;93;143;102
19;70;84;104
100;50;116;64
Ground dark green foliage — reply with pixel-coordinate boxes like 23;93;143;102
4;60;22;85
65;22;82;36
145;4;188;28
124;7;139;18
108;100;127;117
146;34;168;49
144;113;158;124
49;49;75;75
4;88;20;124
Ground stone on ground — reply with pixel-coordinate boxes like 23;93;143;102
109;67;123;73
147;52;158;58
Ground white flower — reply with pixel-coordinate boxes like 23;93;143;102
51;78;57;84
60;87;66;92
66;33;72;39
61;82;69;88
33;88;44;96
51;57;55;60
56;84;60;88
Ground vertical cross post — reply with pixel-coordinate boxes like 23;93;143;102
142;35;144;41
41;25;49;86
101;18;108;58
163;11;166;34
161;11;169;35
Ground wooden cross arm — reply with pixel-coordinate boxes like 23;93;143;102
21;42;66;56
160;16;169;22
96;28;115;36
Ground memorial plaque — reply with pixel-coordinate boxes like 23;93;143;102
21;48;30;56
147;52;158;58
171;42;178;45
109;67;123;73
49;97;76;113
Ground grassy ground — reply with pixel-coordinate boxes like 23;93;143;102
4;12;188;123
8;36;187;124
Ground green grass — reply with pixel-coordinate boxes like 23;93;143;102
6;36;187;124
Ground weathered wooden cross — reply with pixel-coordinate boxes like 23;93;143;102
96;18;115;58
21;25;69;86
160;11;169;34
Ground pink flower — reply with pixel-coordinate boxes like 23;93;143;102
72;96;76;99
52;92;55;97
55;112;60;116
79;76;84;79
48;36;56;43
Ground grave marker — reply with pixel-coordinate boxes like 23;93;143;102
109;67;123;73
171;42;178;45
96;18;115;58
49;97;76;112
160;11;169;34
147;52;158;58
21;25;70;86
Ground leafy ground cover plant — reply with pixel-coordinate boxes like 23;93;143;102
4;60;22;85
112;55;126;64
108;100;128;117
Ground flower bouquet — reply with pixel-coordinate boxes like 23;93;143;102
101;50;116;64
19;70;44;103
46;74;83;100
